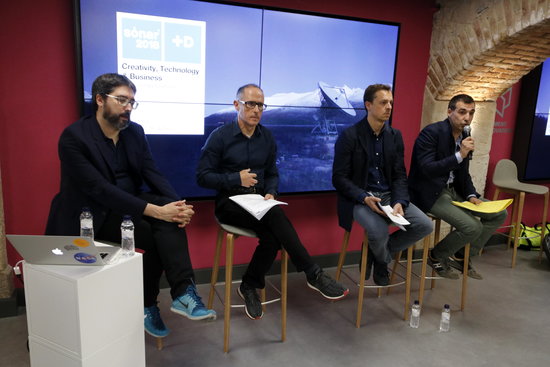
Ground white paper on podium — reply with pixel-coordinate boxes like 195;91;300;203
229;194;288;220
377;203;410;231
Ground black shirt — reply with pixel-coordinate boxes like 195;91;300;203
365;122;390;193
196;121;279;196
102;135;138;196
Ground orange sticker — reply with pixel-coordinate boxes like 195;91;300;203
73;238;91;247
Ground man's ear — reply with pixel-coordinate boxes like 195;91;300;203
96;94;105;109
233;100;240;111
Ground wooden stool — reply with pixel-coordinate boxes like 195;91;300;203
335;229;413;328
207;220;288;353
418;215;469;311
492;159;549;267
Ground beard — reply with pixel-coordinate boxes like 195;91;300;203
103;110;130;131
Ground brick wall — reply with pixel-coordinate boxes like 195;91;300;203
421;0;550;200
427;0;550;101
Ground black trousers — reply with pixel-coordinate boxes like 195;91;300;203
215;196;316;289
96;193;194;307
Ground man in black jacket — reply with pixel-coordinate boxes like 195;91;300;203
46;73;215;340
408;94;507;279
332;84;432;286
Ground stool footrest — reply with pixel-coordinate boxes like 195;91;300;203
211;279;284;308
339;265;406;289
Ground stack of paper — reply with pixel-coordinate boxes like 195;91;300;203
451;199;513;213
229;194;288;220
377;203;410;231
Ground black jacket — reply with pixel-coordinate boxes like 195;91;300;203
332;118;409;232
46;115;178;235
408;118;478;213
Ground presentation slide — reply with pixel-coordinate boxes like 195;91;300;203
525;57;550;180
116;12;206;134
78;0;399;197
535;58;550;136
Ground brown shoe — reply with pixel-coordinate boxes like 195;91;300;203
428;251;460;280
449;257;483;280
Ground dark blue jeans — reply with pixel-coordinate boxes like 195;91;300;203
353;191;433;264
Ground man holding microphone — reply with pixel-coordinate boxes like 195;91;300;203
408;94;507;280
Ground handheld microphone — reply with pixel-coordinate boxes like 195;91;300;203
463;125;473;159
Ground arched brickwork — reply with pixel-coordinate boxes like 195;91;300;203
420;0;550;197
426;0;550;101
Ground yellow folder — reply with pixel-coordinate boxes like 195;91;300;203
451;199;513;213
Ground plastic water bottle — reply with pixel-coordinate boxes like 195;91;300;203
439;304;451;332
409;300;421;328
121;215;135;256
80;207;94;240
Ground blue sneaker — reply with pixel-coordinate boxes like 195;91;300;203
144;305;170;338
171;285;217;321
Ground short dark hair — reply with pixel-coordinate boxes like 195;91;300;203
448;94;475;110
363;84;392;103
236;83;263;100
91;73;136;111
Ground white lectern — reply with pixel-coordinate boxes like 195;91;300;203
24;253;145;367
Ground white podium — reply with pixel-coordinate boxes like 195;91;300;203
24;254;145;367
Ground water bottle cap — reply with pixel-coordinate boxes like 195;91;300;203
123;215;132;221
444;304;450;309
414;300;419;305
82;207;91;212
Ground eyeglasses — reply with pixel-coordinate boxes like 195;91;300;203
238;100;267;111
105;94;139;109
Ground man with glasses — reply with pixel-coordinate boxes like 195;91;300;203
197;84;348;320
408;94;507;279
46;73;216;341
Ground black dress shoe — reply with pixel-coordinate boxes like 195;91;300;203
373;262;390;286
